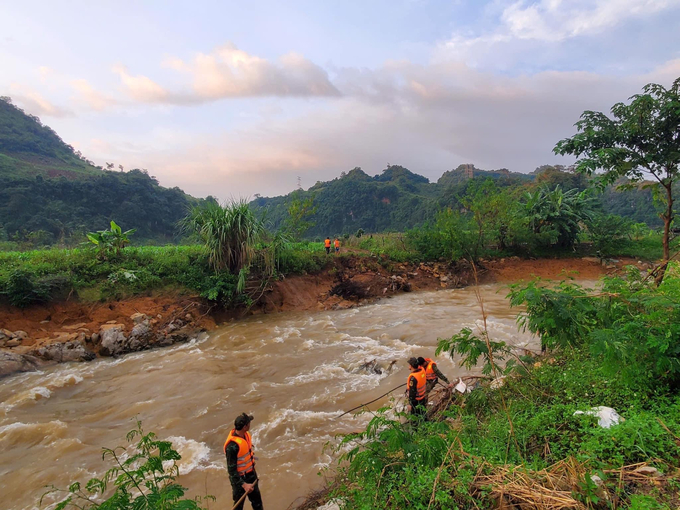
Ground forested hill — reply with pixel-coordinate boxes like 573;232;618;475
251;164;661;238
251;164;535;238
0;96;204;247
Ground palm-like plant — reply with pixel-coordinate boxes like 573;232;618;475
181;199;266;275
86;221;136;258
524;185;595;247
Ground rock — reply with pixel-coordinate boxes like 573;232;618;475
634;466;662;477
13;330;28;340
0;351;38;378
99;326;128;357
34;341;96;363
0;329;14;341
91;333;100;343
5;338;22;348
185;313;193;321
440;276;449;282
62;323;87;331
105;320;118;324
130;312;149;324
127;321;153;351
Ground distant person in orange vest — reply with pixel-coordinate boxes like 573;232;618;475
224;413;263;510
324;237;331;254
418;356;453;394
334;238;340;253
406;357;427;419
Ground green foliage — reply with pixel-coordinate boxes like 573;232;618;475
524;185;596;248
41;420;213;510
181;199;266;273
509;268;680;386
87;221;136;258
585;213;632;257
555;77;680;275
284;190;317;241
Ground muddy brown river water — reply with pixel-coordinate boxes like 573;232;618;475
0;284;539;510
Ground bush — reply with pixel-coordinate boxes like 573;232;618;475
42;421;213;510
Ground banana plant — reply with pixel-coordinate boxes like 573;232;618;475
86;221;136;258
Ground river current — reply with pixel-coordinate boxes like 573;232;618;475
0;283;538;509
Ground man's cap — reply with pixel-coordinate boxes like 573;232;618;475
407;357;419;368
234;413;254;430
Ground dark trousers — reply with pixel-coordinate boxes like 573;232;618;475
325;247;330;254
410;398;428;420
231;470;263;510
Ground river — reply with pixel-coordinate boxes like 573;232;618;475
0;283;537;510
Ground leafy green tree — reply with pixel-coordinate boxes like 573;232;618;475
284;190;316;240
42;421;213;510
586;213;632;258
524;185;595;248
554;77;680;283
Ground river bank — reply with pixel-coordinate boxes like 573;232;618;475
0;256;645;378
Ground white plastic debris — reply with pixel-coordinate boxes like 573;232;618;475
490;376;506;389
573;406;622;428
316;500;343;510
454;378;468;394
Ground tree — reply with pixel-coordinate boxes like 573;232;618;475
284;190;316;241
554;77;680;283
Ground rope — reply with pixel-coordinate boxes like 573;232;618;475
335;383;407;419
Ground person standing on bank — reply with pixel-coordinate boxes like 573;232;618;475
224;413;264;510
324;237;331;254
418;356;454;394
406;357;427;419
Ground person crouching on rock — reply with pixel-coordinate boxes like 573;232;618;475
419;356;454;395
224;413;264;510
406;357;427;420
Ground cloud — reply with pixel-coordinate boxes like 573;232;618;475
71;79;118;111
114;43;339;105
9;84;72;117
113;64;173;103
501;0;680;41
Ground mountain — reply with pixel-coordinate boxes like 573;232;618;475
0;97;102;178
0;97;204;247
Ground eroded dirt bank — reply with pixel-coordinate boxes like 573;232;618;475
0;256;647;377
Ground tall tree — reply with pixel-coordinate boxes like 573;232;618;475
554;78;680;283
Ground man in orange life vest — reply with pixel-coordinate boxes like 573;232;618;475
406;357;427;418
418;356;454;394
224;413;264;510
324;237;331;254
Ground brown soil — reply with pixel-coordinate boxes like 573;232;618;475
482;256;647;283
0;295;215;350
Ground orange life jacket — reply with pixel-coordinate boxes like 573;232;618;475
407;367;427;401
423;357;437;381
334;239;340;247
224;430;255;475
324;239;331;248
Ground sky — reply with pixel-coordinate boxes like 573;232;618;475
1;0;679;199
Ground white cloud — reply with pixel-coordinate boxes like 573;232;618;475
501;0;680;41
71;79;117;111
114;43;339;105
9;84;72;117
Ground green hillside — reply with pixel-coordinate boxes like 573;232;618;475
0;96;101;178
0;96;205;247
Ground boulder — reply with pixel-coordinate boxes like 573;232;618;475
99;326;128;357
5;338;22;348
130;312;149;324
1;329;14;341
127;321;153;351
0;351;38;378
34;341;96;363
